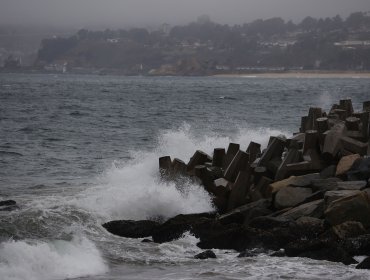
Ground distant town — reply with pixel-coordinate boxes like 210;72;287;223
1;12;370;75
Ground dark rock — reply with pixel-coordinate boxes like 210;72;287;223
278;199;324;220
194;250;217;259
102;220;161;238
289;173;321;187
320;165;337;179
325;192;370;227
295;191;325;206
337;181;367;191
324;190;362;207
238;248;267;258
141;239;153;243
356;257;370;269
347;157;370;181
195;224;256;251
342;234;370;255
274;187;312;210
0;205;19;211
152;212;216;243
248;216;291;230
332;221;366;240
285;239;357;265
295;216;326;238
0;200;16;207
270;249;286;257
311;178;341;192
218;199;271;225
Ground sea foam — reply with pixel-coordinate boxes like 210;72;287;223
0;236;107;280
74;124;288;221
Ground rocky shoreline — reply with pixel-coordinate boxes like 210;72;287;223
103;98;370;268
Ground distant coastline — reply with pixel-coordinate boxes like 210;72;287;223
214;71;370;79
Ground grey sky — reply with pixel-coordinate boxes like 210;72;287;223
1;0;370;28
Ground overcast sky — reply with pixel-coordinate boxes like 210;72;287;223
1;0;370;28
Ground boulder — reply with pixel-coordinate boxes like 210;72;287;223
0;200;18;211
194;250;217;259
332;221;366;240
238;248;267;258
324;190;362;207
347;157;370;181
152;212;216;243
218;199;271;225
268;174;319;195
195;224;258;252
0;200;16;207
337;181;367;191
274;187;312;209
343;234;370;255
320;165;337;179
268;176;296;195
248;216;292;230
311;178;341;192
278;199;324;220
325;192;370;227
284;239;356;265
356;257;370;269
102;220;161;238
335;154;361;177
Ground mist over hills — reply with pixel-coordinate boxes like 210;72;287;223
2;11;370;75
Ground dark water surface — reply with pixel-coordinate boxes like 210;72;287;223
1;73;370;280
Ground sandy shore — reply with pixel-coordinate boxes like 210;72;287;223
214;71;370;78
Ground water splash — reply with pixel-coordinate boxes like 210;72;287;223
0;236;107;280
72;123;289;221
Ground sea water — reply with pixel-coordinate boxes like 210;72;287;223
1;73;370;280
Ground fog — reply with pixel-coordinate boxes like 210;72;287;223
1;0;370;28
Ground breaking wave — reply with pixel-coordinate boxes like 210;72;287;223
73;124;288;221
0;236;107;280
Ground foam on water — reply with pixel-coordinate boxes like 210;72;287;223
0;236;107;280
73;124;288;221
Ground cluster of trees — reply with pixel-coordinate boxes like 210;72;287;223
35;12;370;74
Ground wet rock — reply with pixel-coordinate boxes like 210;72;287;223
335;154;361;177
278;199;324;220
238;248;267;258
0;200;19;211
218;199;272;225
152;212;216;243
337;181;367;191
295;191;325;206
284;239;357;265
332;221;366;240
274;187;312;210
248;216;292;230
195;224;256;251
289;173;321;187
194;250;217;259
141;238;153;243
356;257;370;269
325;192;370;227
342;234;370;255
324;190;362;207
270;249;286;257
102;220;161;238
311;178;341;192
0;200;16;207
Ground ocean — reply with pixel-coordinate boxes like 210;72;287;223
1;73;370;280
